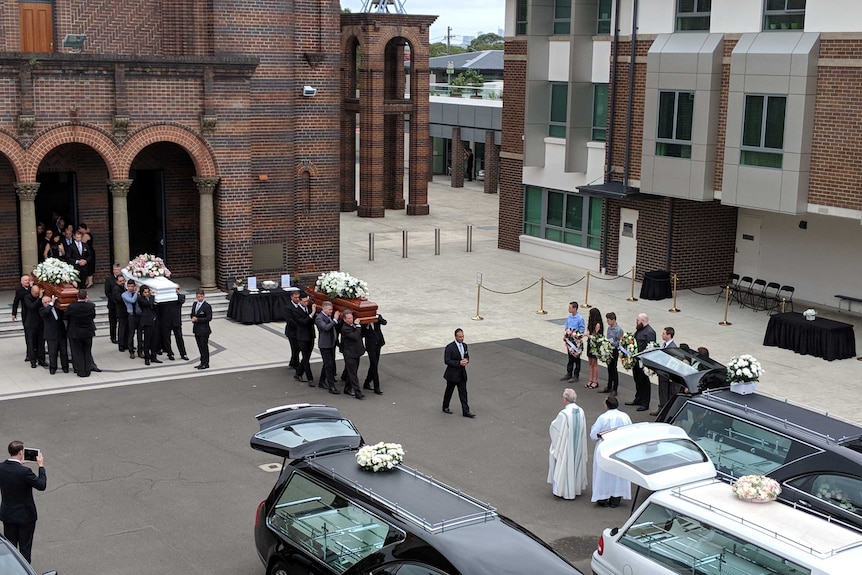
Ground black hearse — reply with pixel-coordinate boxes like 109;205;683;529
638;348;862;530
250;404;583;575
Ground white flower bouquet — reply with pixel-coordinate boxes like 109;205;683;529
731;474;781;502
126;254;171;278
32;257;80;285
803;308;817;320
564;329;584;357
589;333;613;364
356;442;404;472
726;354;763;384
619;332;639;370
316;271;369;299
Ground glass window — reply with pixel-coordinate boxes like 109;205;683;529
549;83;568;138
788;474;862;517
655;91;693;159
592;84;608;141
764;0;805;30
740;94;786;168
620;503;812;575
516;0;528;35
597;0;612;34
676;0;711;32
268;473;401;573
522;187;602;251
670;403;818;479
554;0;571;34
373;563;450;575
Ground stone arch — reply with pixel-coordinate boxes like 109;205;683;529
121;123;218;177
0;129;26;181
23;123;120;181
295;161;320;177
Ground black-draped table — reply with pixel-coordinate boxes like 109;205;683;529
640;270;672;300
227;288;298;324
763;312;856;361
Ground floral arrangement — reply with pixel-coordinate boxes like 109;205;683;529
356;442;404;472
126;254;171;278
619;332;639;370
316;271;369;299
726;354;763;384
731;474;781;502
589;333;613;364
32;257;80;285
564;329;584;357
816;482;858;512
803;308;817;320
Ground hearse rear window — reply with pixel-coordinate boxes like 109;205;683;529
620;503;811;575
671;404;817;478
268;473;403;573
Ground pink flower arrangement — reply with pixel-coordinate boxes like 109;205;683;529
126;253;171;278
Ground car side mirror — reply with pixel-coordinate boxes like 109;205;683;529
610;527;619;536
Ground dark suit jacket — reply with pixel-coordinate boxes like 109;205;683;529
104;274;118;301
66;241;92;276
12;285;30;320
362;315;387;349
160;293;185;328
315;312;338;349
22;294;43;330
443;340;469;383
635;324;657;352
112;283;127;315
339;322;365;359
0;460;47;524
138;295;157;327
191;300;212;335
65;300;97;339
39;305;66;340
291;305;316;343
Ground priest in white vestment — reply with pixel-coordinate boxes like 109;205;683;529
590;396;633;507
548;388;589;499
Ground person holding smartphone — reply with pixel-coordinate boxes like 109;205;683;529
0;440;47;563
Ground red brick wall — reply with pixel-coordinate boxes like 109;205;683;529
498;38;527;252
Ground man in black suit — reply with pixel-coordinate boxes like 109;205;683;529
652;326;679;416
443;328;475;418
625;312;657;412
290;292;317;385
103;263;122;343
66;230;93;284
283;290;301;376
39;295;69;374
65;289;100;378
339;310;366;400
160;285;188;361
11;275;33;363
22;285;47;369
190;289;212;370
112;275;129;352
138;286;161;366
315;301;340;394
0;440;47;563
362;314;387;395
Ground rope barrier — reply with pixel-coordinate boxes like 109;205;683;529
686;287;724;297
480;280;541;295
544;276;586;288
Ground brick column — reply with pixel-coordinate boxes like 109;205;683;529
383;114;405;209
340;111;357;212
109;179;133;266
428;136;434;182
450;127;464;188
14;182;40;275
194;177;219;290
484;131;499;194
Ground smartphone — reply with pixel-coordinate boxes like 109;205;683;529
23;447;40;462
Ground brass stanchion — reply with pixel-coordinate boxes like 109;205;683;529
780;297;786;314
626;266;638;302
668;273;680;313
719;285;732;326
582;271;592;308
536;276;547;315
472;273;484;321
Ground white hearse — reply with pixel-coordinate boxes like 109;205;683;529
591;423;862;575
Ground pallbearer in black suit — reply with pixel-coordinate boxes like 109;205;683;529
112;275;129;352
0;440;47;563
39;295;69;374
290;291;318;385
191;289;212;369
138;286;162;366
161;285;188;361
104;263;122;343
284;290;301;376
362;314;387;395
22;285;46;369
339;310;366;400
64;289;100;378
442;328;475;418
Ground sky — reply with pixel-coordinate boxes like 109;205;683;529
341;0;506;45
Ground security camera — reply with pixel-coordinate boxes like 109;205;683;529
302;86;317;97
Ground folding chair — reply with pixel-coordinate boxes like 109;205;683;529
774;285;795;313
748;279;767;310
716;273;740;303
736;276;753;308
760;282;781;313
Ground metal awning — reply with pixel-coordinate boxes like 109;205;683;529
576;181;645;200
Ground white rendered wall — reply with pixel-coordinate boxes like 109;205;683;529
519;235;602;271
504;0;517;36
617;0;675;35
548;39;570;82
523;141;605;191
592;40;611;83
805;0;862;32
711;0;763;34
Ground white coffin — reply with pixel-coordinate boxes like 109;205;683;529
121;269;178;302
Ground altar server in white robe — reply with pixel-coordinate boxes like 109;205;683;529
590;396;633;507
548;388;589;499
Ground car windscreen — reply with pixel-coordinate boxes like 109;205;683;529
611;438;708;475
256;418;360;449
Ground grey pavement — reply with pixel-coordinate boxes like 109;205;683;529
3;175;858;420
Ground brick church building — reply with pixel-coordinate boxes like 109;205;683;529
0;0;392;290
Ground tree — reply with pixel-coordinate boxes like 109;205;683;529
430;42;466;57
468;33;504;52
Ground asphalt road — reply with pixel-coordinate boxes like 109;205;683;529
5;339;653;575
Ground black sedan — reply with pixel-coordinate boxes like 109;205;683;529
0;534;56;575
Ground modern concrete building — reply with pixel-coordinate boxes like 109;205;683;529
500;0;862;306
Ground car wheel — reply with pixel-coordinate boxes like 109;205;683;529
268;561;289;575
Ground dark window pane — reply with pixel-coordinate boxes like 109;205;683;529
787;0;806;9
764;96;786;149
555;0;572;19
676;92;694;141
524;186;543;224
740;150;783;168
554;22;571;34
700;0;712;10
677;16;710;31
545;228;563;242
549;125;567;138
563;232;582;246
565;195;583;231
547;191;564;227
597;0;612;34
550;84;568;124
678;0;695;13
656;142;692;159
657;92;676;140
592;127;607;141
592;84;608;142
742;95;764;148
766;0;786;10
588;198;603;236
